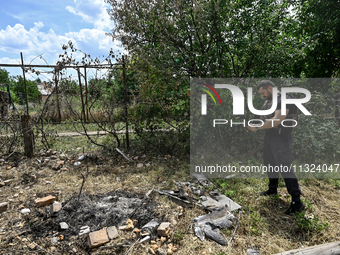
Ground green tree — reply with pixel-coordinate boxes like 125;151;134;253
0;68;11;84
107;0;299;78
88;78;109;99
109;66;139;103
11;76;40;103
59;79;78;95
293;0;340;79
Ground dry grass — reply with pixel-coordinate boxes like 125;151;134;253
0;149;340;255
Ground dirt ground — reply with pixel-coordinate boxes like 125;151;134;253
0;149;340;255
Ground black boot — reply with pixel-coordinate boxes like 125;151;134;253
284;200;305;215
259;189;277;196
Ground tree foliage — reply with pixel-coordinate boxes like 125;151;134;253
107;0;301;78
293;0;340;78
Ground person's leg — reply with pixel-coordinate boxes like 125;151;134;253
271;133;304;214
261;132;279;195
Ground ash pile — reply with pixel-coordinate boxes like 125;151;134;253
27;190;157;240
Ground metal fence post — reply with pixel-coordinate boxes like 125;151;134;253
123;56;129;149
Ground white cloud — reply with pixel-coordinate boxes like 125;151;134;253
0;57;21;65
66;0;112;30
0;22;122;65
0;22;70;55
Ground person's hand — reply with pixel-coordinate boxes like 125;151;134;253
247;126;258;132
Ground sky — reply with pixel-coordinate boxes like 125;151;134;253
0;0;124;80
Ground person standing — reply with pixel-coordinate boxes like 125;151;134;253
247;80;305;215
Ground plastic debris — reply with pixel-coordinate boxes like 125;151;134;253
79;226;90;236
78;155;85;161
20;208;30;214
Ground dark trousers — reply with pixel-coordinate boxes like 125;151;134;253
263;130;301;201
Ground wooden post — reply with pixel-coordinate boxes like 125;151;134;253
122;56;129;149
20;52;29;115
54;68;61;123
21;115;34;157
77;68;86;122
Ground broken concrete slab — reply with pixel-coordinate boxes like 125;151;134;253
247;247;260;255
88;228;109;248
35;195;56;207
50;202;62;213
200;190;241;212
107;226;119;239
60;222;69;230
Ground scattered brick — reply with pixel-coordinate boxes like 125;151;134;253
126;219;134;231
106;226;119;239
35;195;56;207
0;202;8;213
88;228;109;249
52;161;64;170
157;222;171;237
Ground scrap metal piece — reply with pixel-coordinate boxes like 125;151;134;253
193;207;235;246
142;219;159;231
194;226;206;241
115;148;131;161
200;190;241;212
203;227;227;246
193;207;236;228
192;173;214;187
154;189;197;208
